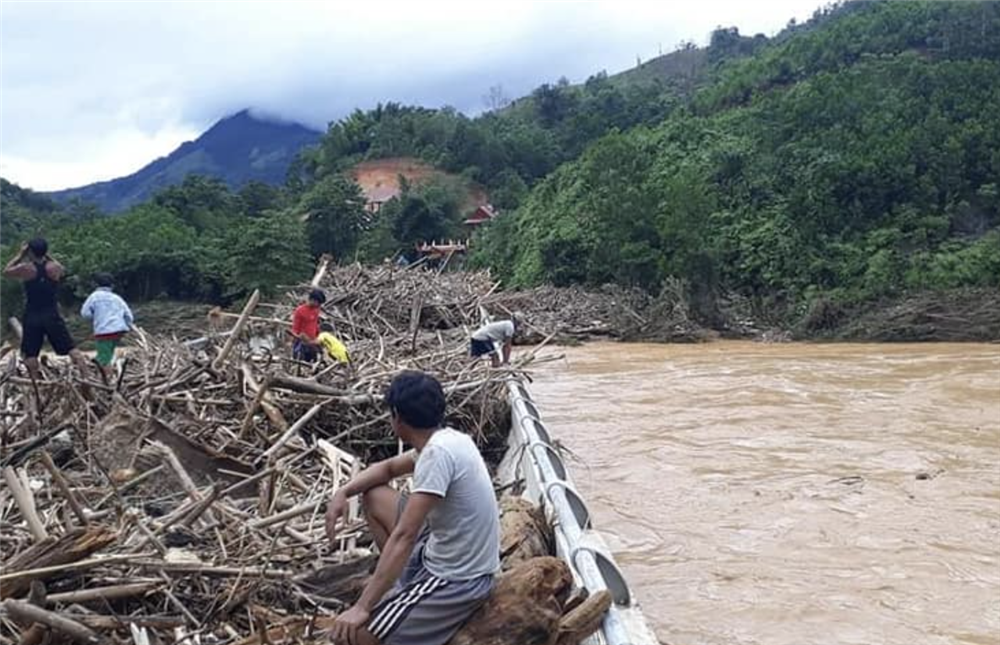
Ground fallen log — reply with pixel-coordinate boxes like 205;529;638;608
229;615;338;645
2;599;101;644
45;582;159;606
555;590;612;645
267;374;346;396
498;496;552;569
266;376;382;405
294;553;377;606
448;556;572;645
0;527;117;599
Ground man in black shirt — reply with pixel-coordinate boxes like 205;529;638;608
3;238;90;382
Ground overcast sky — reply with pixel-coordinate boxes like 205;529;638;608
1;0;825;192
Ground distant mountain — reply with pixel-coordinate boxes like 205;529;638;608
46;109;322;212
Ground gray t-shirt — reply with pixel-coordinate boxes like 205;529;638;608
411;428;500;580
472;321;514;344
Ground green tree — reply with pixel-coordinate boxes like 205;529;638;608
153;175;240;231
297;174;368;260
239;180;285;217
219;213;311;296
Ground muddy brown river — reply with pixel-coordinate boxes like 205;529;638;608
530;342;1000;645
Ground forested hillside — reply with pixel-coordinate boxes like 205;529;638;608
3;1;997;338
472;0;1000;328
2;16;731;310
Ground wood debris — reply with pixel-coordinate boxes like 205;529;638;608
1;263;605;645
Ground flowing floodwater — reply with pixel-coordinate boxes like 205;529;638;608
530;342;1000;645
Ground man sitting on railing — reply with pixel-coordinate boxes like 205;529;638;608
325;371;499;645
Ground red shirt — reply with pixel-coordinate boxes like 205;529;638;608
292;303;320;340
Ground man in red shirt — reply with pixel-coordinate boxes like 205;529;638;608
291;289;325;362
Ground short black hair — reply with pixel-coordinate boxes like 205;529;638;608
320;322;334;333
385;371;446;430
309;289;326;305
28;238;48;257
93;272;114;288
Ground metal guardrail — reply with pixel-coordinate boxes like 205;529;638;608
508;378;649;645
481;305;654;644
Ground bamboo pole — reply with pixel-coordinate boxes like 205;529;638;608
212;289;260;371
259;401;326;462
7;317;24;345
39;451;89;527
148;442;216;525
248;500;324;530
2;600;102;644
241;364;287;431
45;582;158;606
3;466;48;542
310;254;333;288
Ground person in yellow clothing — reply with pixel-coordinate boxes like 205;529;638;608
317;322;350;364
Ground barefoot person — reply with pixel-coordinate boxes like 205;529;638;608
325;371;499;645
2;238;90;382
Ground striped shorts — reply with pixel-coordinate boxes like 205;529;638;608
367;538;494;645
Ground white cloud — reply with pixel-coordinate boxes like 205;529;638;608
0;122;199;190
0;0;825;191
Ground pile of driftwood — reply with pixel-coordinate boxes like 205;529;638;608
0;261;605;645
487;277;707;343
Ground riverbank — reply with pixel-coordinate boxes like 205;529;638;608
804;288;1000;342
500;284;1000;345
96;287;1000;345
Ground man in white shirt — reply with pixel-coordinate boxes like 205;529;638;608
326;371;500;645
469;314;521;367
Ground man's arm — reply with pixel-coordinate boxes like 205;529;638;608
2;243;31;279
331;492;440;644
489;340;503;367
80;294;95;320
502;339;512;365
325;453;415;541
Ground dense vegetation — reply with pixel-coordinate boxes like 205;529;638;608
293;75;689;211
1;172;471;318
3;1;998;335
474;1;1000;319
